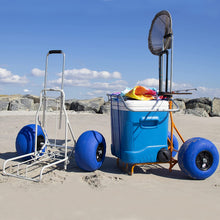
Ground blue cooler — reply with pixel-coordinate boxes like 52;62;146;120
110;96;169;164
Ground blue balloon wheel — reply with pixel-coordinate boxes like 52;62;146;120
168;131;179;157
16;124;46;156
178;137;219;180
75;130;106;171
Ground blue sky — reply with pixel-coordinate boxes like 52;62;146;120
0;0;220;99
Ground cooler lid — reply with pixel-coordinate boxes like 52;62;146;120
121;99;169;111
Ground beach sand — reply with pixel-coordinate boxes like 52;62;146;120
0;111;220;220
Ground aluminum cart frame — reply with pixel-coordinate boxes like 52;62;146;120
3;50;76;182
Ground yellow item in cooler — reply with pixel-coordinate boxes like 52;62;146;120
125;86;156;101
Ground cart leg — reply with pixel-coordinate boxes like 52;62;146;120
169;158;178;172
130;164;136;175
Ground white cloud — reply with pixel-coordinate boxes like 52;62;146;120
31;68;45;77
91;80;127;90
112;71;121;79
196;87;220;98
0;68;11;78
48;67;125;96
136;77;220;98
60;68;122;80
137;78;159;88
49;77;127;91
87;90;107;96
137;78;192;91
49;78;91;87
24;89;31;93
0;67;28;84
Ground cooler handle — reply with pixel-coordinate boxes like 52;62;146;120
139;116;159;128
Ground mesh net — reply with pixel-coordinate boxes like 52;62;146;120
148;10;172;55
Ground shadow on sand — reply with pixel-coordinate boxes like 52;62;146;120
67;155;190;180
1;148;189;180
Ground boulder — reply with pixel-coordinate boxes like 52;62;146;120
47;98;61;111
70;97;105;113
7;95;23;101
211;97;220;117
0;97;9;111
65;99;77;110
100;101;111;114
30;103;40;111
185;97;212;114
9;100;26;111
173;99;186;110
20;98;34;109
8;98;34;111
185;108;209;117
23;94;40;103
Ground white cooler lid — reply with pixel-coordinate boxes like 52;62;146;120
119;99;169;111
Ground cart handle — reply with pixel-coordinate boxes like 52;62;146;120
48;50;63;54
43;50;65;128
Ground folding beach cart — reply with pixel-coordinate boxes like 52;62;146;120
3;50;77;181
3;50;106;181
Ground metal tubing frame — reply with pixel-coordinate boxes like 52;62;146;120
3;88;76;182
170;35;173;92
159;28;173;95
159;49;170;94
165;50;169;92
108;94;179;113
3;51;76;182
159;54;163;93
43;51;65;127
35;88;75;165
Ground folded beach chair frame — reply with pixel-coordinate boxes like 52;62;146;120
3;50;76;182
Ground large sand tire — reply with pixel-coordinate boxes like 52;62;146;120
178;137;219;180
16;124;45;156
75;130;106;171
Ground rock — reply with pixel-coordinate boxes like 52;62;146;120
30;103;40;111
211;97;220;117
0;98;9;110
47;98;61;111
70;101;84;111
173;99;186;110
70;97;105;113
8;98;34;111
23;94;40;103
20;98;34;109
9;100;26;111
100;101;111;114
7;95;23;101
65;99;77;110
1;94;220;116
185;97;212;114
185;108;209;117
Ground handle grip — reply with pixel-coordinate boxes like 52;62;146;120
48;50;63;54
139;116;159;128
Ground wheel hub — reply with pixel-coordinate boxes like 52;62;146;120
196;151;213;171
96;143;104;162
37;135;45;151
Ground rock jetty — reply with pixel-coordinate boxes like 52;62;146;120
0;95;220;117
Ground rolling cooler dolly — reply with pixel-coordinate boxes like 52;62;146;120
109;10;219;180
